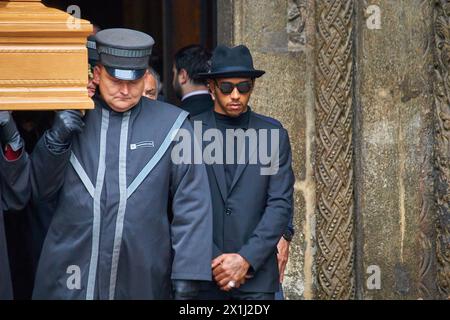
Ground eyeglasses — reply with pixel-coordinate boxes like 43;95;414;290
214;80;253;95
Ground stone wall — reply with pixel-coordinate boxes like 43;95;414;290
217;0;449;299
354;0;436;299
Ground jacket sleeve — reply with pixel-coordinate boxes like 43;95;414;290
285;201;295;238
238;128;295;272
190;116;222;260
213;244;222;259
0;145;30;211
169;119;213;281
30;133;72;202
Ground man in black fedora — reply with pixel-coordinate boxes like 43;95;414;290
31;28;213;300
192;45;295;300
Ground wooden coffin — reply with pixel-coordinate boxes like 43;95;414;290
0;0;94;110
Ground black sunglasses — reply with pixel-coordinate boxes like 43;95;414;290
214;80;253;95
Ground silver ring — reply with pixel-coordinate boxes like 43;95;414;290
228;280;236;288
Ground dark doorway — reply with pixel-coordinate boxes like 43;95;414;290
42;0;217;104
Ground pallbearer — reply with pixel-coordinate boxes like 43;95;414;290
31;28;213;300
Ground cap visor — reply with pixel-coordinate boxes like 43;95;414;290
105;67;146;81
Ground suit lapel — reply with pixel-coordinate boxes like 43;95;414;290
228;111;259;194
202;111;228;202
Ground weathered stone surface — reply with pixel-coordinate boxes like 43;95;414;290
218;0;441;300
355;0;435;299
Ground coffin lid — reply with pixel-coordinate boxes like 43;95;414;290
0;0;92;38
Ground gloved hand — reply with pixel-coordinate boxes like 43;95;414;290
0;111;23;151
45;110;84;152
172;280;200;300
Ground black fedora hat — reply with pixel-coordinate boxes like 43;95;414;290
196;45;265;79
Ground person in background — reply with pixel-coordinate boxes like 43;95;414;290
4;34;103;300
275;213;295;300
87;34;100;98
0;111;30;300
172;45;213;117
143;67;161;100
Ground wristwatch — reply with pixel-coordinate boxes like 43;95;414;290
282;229;294;242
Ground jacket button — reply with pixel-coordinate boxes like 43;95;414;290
226;208;232;215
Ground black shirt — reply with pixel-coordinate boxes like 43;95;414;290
214;109;251;189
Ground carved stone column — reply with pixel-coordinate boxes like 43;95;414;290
314;0;355;299
0;0;93;110
432;0;450;300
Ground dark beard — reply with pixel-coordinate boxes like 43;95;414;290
173;79;183;100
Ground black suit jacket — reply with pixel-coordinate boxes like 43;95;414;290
180;93;213;117
191;110;295;293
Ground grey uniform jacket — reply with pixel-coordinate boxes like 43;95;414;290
191;110;295;293
31;96;213;300
0;149;30;299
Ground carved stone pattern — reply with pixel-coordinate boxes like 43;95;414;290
315;0;355;299
432;0;450;300
415;0;437;300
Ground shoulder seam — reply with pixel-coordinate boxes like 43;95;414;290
253;112;283;128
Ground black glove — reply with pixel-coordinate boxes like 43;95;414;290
45;110;84;153
0;111;23;152
172;280;200;300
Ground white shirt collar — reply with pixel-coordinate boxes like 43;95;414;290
181;90;210;101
